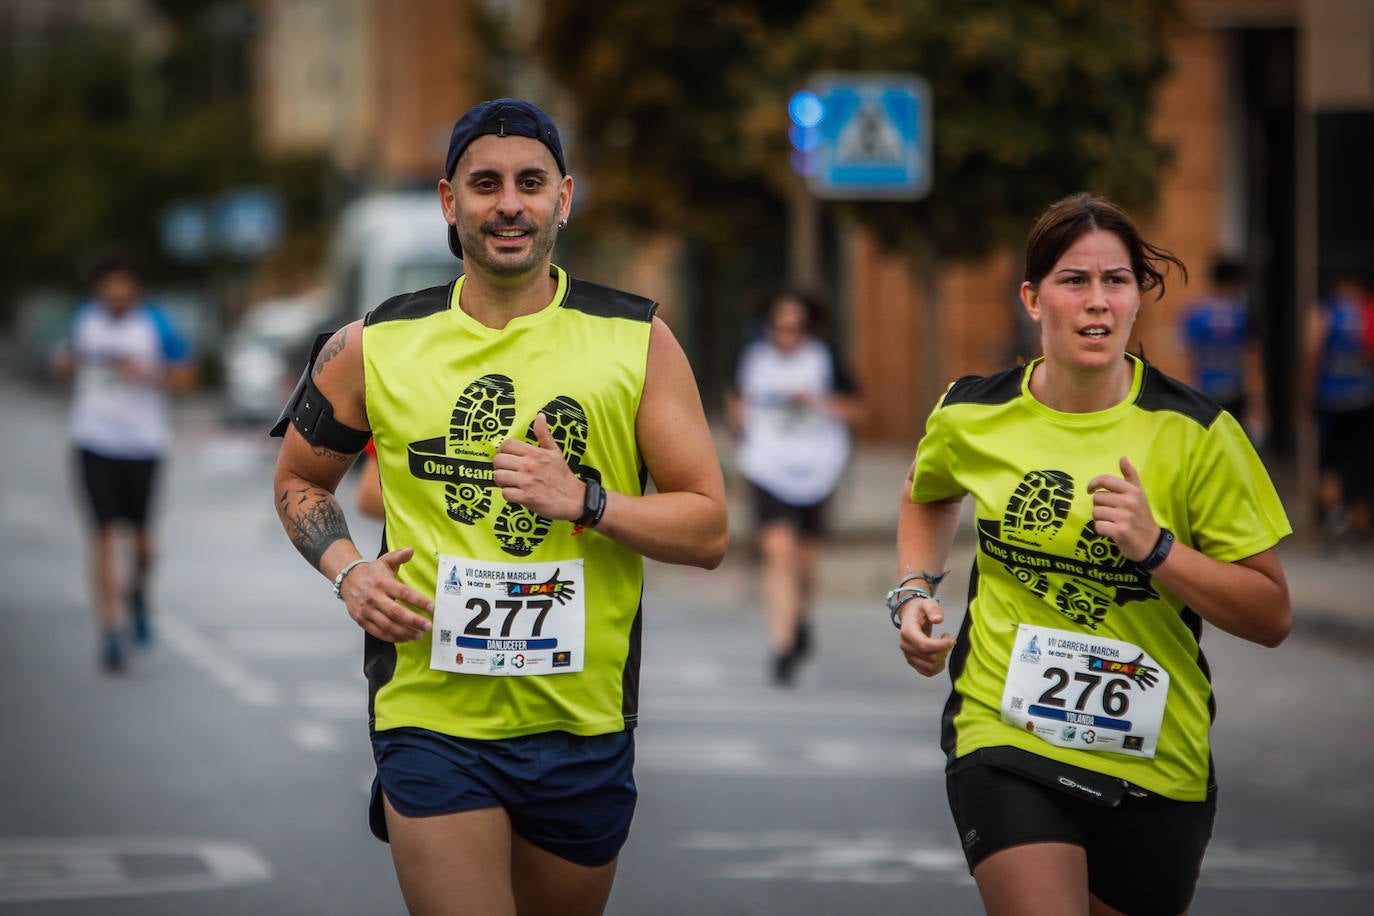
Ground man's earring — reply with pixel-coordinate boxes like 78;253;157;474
558;218;568;229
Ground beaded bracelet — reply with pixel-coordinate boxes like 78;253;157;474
332;558;369;601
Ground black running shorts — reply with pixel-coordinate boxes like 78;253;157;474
76;449;160;527
749;483;828;536
947;751;1216;916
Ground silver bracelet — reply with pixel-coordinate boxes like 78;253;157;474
332;558;369;601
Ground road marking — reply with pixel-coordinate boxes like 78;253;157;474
160;616;281;707
221;628;358;660
289;720;342;752
642;690;936;727
636;735;943;778
298;680;367;719
0;837;271;903
680;829;969;885
1198;839;1374;890
676;830;1374;890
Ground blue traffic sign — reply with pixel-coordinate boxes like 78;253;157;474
160;201;213;263
803;73;932;201
216;189;284;259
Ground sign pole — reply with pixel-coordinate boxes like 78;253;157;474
789;178;822;289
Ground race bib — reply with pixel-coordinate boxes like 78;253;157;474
1001;624;1170;759
430;556;585;677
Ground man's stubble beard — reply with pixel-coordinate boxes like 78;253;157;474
456;213;559;278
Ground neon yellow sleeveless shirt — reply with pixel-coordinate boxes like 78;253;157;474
361;266;654;740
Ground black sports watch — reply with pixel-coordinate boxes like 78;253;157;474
574;476;606;530
1136;527;1175;573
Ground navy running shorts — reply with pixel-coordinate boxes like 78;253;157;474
750;483;829;536
370;727;637;868
947;750;1216;916
76;449;160;527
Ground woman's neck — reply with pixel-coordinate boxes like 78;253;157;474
1029;355;1134;413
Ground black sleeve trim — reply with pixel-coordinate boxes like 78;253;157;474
562;278;658;322
1134;363;1223;428
365;282;455;327
940;365;1025;407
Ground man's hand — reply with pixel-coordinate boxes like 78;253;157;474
493;412;585;520
1086;456;1160;563
337;548;435;643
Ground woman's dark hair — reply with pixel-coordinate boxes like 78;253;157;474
1023;193;1186;300
751;285;829;335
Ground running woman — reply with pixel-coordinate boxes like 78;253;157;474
891;193;1291;916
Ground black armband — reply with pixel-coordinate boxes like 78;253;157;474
268;331;370;454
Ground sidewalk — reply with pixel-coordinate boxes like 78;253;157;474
724;439;1374;645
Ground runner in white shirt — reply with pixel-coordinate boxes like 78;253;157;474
54;256;196;672
728;287;862;685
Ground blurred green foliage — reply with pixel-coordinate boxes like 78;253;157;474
0;2;328;317
535;0;1180;263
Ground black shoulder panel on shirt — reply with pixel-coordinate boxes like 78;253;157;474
939;365;1026;408
364;282;455;327
1134;362;1223;429
562;278;659;322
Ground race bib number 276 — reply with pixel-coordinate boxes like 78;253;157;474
430;556;585;677
1000;624;1170;759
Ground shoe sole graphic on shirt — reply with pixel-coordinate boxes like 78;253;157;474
494;396;590;557
1069;518;1155;614
1000;470;1074;597
1003;470;1074;540
1056;578;1112;629
445;374;516;524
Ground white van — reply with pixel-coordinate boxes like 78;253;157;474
328;191;460;323
224;192;460;421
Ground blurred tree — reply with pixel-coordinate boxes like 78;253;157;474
534;2;816;251
534;0;1179;261
0;3;327;319
532;1;823;391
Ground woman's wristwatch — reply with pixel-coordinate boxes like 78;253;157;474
1136;527;1175;573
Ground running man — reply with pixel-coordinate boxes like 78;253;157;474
56;255;196;673
271;98;728;915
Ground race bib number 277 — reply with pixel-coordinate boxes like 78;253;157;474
430;556;585;677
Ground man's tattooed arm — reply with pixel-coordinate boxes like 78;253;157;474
311;327;347;380
277;482;353;571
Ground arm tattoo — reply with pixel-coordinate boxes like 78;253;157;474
277;484;352;570
310;443;356;463
311;327;347;381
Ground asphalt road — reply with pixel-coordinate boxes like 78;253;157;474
2;381;1371;915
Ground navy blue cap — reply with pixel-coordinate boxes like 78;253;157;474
443;99;567;258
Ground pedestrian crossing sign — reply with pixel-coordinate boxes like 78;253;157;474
805;73;931;201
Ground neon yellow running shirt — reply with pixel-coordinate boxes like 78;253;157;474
912;354;1289;800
